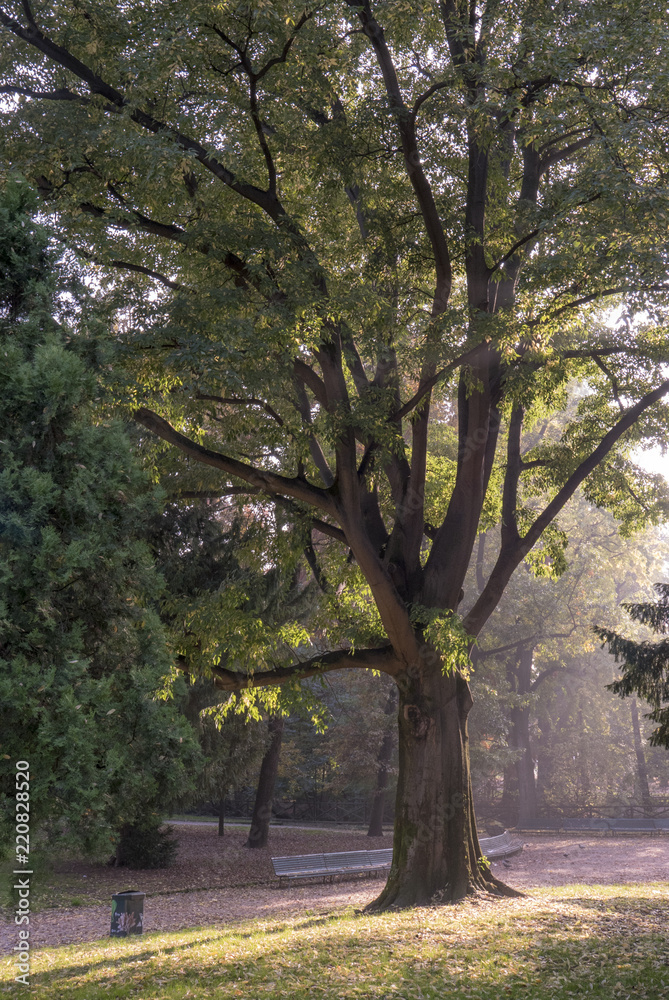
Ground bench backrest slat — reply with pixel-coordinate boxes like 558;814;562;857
608;819;656;830
271;835;520;880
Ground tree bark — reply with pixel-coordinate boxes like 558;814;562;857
500;761;518;825
500;646;538;827
367;687;397;837
630;698;652;815
218;799;225;837
366;649;521;910
514;647;538;827
514;703;538;828
245;715;284;849
577;709;592;805
535;711;553;809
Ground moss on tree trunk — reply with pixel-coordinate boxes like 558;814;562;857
367;649;522;910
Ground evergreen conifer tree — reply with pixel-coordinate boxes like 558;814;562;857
596;584;669;749
0;179;200;861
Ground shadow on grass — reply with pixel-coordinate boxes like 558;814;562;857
552;894;665;910
23;909;351;981
15;890;669;1000
19;928;230;980
16;911;348;984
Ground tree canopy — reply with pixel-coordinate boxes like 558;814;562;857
2;0;669;907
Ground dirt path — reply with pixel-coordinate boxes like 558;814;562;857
2;829;667;955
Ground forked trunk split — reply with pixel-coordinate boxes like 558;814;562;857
366;644;523;911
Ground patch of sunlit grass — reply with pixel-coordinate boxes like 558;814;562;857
2;883;668;998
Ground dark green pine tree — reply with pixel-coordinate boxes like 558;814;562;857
595;584;669;748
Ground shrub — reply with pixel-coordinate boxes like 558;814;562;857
113;822;178;870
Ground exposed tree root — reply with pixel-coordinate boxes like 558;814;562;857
364;872;524;912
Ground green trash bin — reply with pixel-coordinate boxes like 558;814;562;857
110;890;145;936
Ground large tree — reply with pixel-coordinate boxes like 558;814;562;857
2;0;669;907
0;179;200;859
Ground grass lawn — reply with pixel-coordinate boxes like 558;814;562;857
2;883;668;999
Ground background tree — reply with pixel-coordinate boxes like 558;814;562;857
596;583;669;750
182;679;268;836
245;714;284;848
3;0;669;907
310;670;398;834
530;647;668;817
0;179;200;862
470;502;667;825
366;685;397;837
147;499;323;846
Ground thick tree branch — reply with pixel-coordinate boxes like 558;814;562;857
303;538;329;592
501;405;523;549
527;379;669;546
306;517;347;544
293;377;335;486
105;259;185;291
347;0;452;313
411;78;455;117
0;82;87;102
488;226;542;276
196;393;285;426
168;486;347;543
422;354;503;609
208;644;400;690
393;341;488;421
475;531;487;594
539;135;594;173
519;458;553;471
532;284;669;327
340;324;371;393
476;636;540;660
36;175;256;291
592;355;624;412
170;488;257;500
134;407;335;515
294;359;329;409
477;631;576;666
530;661;576;692
464;378;669;636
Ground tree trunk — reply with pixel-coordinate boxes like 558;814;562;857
367;687;397;837
576;709;592;805
366;651;521;911
500;762;518;826
515;709;538;828
535;711;553;810
218;799;225;837
630;698;652;814
514;646;537;827
499;646;537;827
245;715;284;849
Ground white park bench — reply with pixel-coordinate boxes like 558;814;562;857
271;832;522;885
